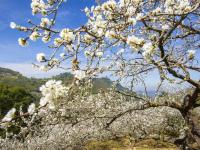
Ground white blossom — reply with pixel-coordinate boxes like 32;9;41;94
142;42;154;53
96;51;104;57
128;18;137;25
30;31;40;41
60;28;75;43
18;38;28;47
84;34;93;44
49;58;59;66
39;97;48;107
101;0;117;11
162;24;170;30
142;42;155;61
105;30;116;39
54;38;63;46
40;18;51;27
39;80;69;110
42;36;50;43
28;103;36;115
84;7;90;13
127;35;144;51
10;22;17;29
2;108;16;122
97;28;104;36
74;70;86;80
136;13;144;20
84;7;90;16
164;0;192;14
31;0;48;15
36;53;46;62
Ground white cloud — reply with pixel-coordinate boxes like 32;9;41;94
0;63;66;78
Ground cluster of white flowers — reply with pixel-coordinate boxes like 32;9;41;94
164;0;192;14
54;38;63;46
10;22;29;33
42;34;50;43
73;70;86;80
28;103;36;115
47;0;57;5
31;0;48;15
59;28;75;44
119;0;142;8
128;17;137;25
102;0;117;11
142;42;155;61
105;30;117;39
2;108;16;122
40;18;51;27
152;7;162;14
162;24;170;31
36;53;46;62
83;34;93;44
127;35;144;51
18;38;28;47
49;58;59;67
96;51;104;57
39;80;69;110
90;16;107;37
30;31;40;41
84;50;103;58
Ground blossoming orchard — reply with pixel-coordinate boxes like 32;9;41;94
1;0;200;149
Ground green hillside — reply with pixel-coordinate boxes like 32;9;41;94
0;67;125;116
53;72;123;93
0;67;121;94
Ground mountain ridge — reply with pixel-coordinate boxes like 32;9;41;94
0;67;124;94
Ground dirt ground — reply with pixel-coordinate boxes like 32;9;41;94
84;138;179;150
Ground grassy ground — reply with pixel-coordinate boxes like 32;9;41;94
84;137;179;150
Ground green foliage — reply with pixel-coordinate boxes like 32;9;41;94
0;82;36;138
0;83;34;118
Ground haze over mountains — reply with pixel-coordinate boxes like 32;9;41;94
0;67;124;94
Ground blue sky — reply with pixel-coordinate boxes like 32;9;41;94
0;0;199;92
0;0;96;77
0;0;161;92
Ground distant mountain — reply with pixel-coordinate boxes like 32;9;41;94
0;67;125;94
0;67;44;90
53;72;126;93
0;67;21;77
0;67;131;120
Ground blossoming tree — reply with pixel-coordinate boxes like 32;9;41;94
2;0;200;149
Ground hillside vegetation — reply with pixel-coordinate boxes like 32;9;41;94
0;67;124;116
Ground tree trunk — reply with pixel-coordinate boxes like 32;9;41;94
175;88;200;150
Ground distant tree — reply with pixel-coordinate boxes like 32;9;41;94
0;84;34;117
